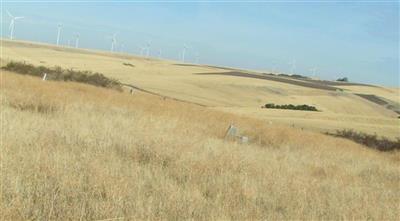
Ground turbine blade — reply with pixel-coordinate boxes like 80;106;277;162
9;20;14;30
15;16;24;20
6;10;13;18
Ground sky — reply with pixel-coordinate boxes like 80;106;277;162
1;1;399;86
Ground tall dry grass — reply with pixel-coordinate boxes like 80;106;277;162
1;72;399;220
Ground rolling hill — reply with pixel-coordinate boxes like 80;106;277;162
1;39;399;220
1;39;399;138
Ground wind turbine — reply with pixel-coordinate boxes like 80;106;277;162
310;67;317;78
181;44;188;63
195;52;199;64
75;33;80;48
145;41;151;58
7;11;24;40
107;33;117;52
158;48;162;58
138;45;145;56
289;59;296;75
56;23;62;46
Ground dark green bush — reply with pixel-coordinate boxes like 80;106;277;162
261;103;318;111
3;61;122;91
337;77;348;82
123;62;135;67
327;130;400;152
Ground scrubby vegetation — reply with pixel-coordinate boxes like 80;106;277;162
328;130;400;151
262;103;318;111
2;61;122;90
278;73;310;79
123;62;135;67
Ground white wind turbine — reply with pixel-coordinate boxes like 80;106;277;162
107;33;117;52
7;11;24;40
310;67;317;78
195;52;199;64
158;48;162;58
75;33;80;48
56;23;63;46
270;61;278;73
181;44;188;63
145;41;151;58
138;45;145;56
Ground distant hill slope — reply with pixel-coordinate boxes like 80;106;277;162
1;39;399;138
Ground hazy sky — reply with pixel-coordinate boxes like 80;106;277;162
2;1;399;86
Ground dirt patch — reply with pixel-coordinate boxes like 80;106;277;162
303;79;377;87
355;94;400;114
356;94;388;105
195;71;339;91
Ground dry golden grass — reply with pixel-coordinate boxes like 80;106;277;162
1;39;398;140
1;72;399;220
214;107;400;139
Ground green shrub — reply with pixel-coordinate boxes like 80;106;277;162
3;61;122;91
123;62;135;67
261;103;318;111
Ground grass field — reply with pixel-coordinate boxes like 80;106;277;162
1;39;400;220
1;72;399;220
1;39;398;139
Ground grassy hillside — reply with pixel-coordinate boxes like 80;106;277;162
1;39;398;139
1;72;399;220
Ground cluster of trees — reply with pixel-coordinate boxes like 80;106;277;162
336;77;348;82
3;61;122;91
262;103;318;111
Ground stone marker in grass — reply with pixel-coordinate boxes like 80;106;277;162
225;124;238;140
225;124;249;144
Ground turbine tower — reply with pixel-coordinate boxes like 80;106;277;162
109;33;117;52
158;49;162;58
195;52;199;64
310;67;317;78
75;33;80;48
56;23;62;46
7;11;24;40
146;41;151;58
139;45;145;56
181;44;187;63
271;61;277;73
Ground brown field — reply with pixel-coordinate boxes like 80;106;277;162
1;39;400;220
